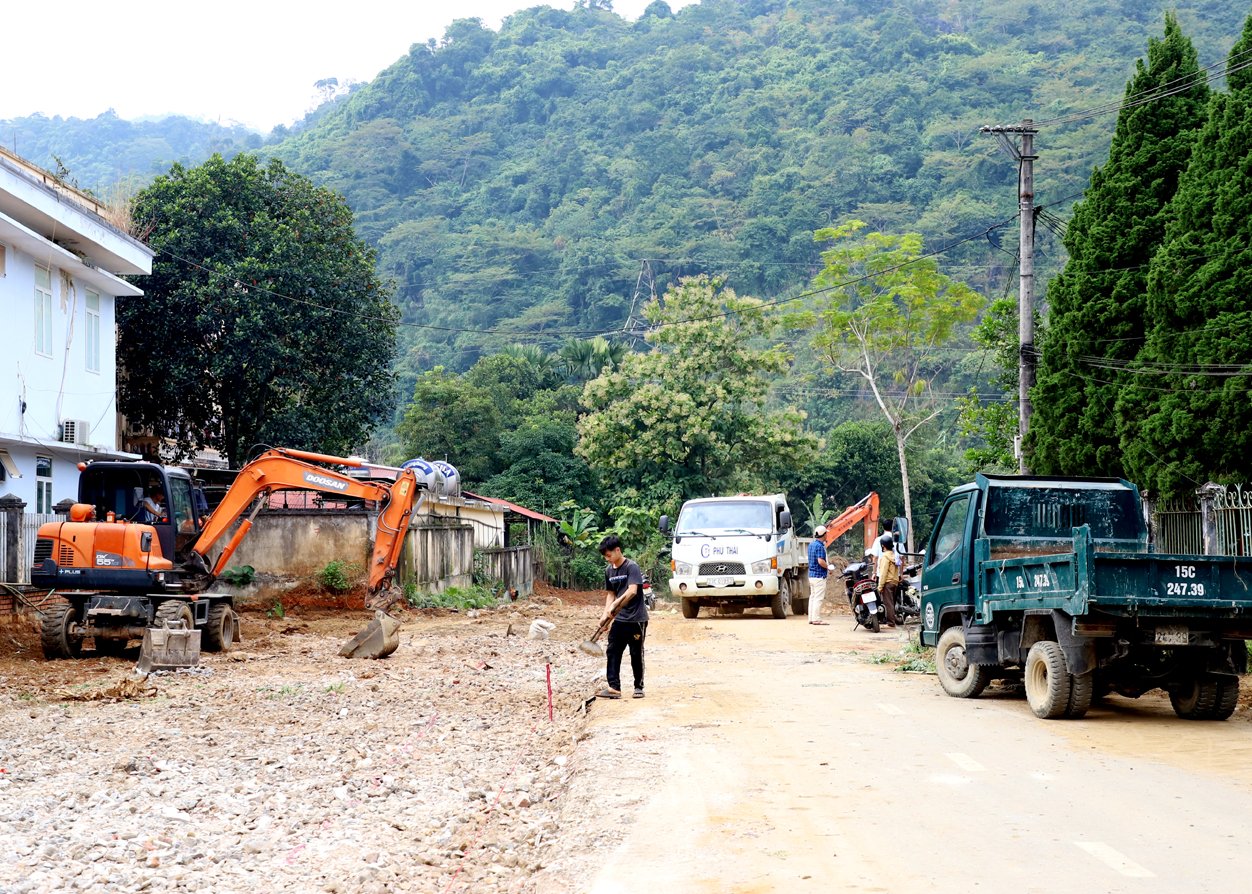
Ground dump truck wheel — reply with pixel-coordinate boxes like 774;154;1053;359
155;600;194;630
1171;675;1221;719
1212;677;1240;720
1025;641;1073;719
41;602;82;660
936;627;990;698
1065;671;1094;719
792;597;809;616
681;597;700;619
202;603;234;652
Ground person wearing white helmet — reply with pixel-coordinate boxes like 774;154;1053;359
807;525;830;625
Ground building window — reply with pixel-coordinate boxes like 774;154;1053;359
36;455;53;513
34;266;53;357
85;290;101;373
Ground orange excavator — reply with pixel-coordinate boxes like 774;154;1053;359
32;448;421;661
819;492;882;553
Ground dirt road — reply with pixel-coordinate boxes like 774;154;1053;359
548;607;1252;894
6;596;1252;892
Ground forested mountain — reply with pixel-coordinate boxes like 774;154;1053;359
267;0;1244;379
0;111;262;195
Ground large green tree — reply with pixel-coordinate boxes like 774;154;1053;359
1028;14;1210;477
577;275;818;509
801;222;983;548
1119;14;1252;497
120;153;398;466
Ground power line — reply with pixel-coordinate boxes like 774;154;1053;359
1033;46;1252;128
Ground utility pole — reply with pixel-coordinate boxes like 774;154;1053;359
981;119;1038;474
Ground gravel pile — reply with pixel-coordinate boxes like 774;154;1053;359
0;603;604;894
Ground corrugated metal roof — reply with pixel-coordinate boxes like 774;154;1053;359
463;491;557;523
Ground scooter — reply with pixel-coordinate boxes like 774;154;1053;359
842;556;884;633
894;562;922;625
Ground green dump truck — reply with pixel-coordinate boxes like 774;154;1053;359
919;474;1252;720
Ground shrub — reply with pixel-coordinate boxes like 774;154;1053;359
404;584;500;611
220;564;255;586
317;560;362;593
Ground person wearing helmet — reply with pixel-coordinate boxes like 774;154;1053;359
875;532;901;627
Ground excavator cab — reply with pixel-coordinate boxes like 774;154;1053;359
77;462;205;565
31;462;208;593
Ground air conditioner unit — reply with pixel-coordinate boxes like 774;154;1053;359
60;419;91;446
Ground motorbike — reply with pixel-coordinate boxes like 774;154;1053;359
842;557;884;632
895;562;922;625
842;557;923;632
643;574;656;610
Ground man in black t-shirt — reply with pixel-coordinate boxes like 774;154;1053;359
598;534;648;699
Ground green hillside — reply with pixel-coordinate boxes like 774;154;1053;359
0;110;262;195
269;0;1242;377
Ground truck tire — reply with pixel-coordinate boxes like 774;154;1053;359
1025;641;1073;719
1212;677;1240;720
1065;671;1094;719
771;577;790;619
936;626;991;699
1171;675;1226;720
41;602;83;660
155;600;194;631
792;598;809;617
681;597;700;619
203;603;235;652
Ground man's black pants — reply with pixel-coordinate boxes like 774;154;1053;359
605;619;647;692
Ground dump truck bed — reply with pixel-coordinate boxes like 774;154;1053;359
974;526;1252;624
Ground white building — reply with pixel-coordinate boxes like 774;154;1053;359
0;146;153;511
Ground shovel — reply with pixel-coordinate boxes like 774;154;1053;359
339;610;401;659
136;619;202;674
578;590;635;657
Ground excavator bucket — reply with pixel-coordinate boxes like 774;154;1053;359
339;611;401;660
136;620;202;674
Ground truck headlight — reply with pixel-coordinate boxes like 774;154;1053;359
673;561;694;575
750;558;777;574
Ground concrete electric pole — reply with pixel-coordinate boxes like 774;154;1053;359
981;120;1038;474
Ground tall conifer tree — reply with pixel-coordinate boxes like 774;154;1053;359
1119;13;1252;497
1027;14;1209;476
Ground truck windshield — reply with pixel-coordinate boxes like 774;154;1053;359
676;501;774;534
984;485;1144;541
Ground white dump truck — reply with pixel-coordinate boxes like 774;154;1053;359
660;494;810;619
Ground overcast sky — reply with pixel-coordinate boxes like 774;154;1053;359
1;0;696;133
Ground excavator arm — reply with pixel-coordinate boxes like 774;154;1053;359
820;492;880;553
192;448;421;596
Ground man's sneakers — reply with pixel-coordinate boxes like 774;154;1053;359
597;687;646;699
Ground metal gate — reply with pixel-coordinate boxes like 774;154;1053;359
1152;487;1252;557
